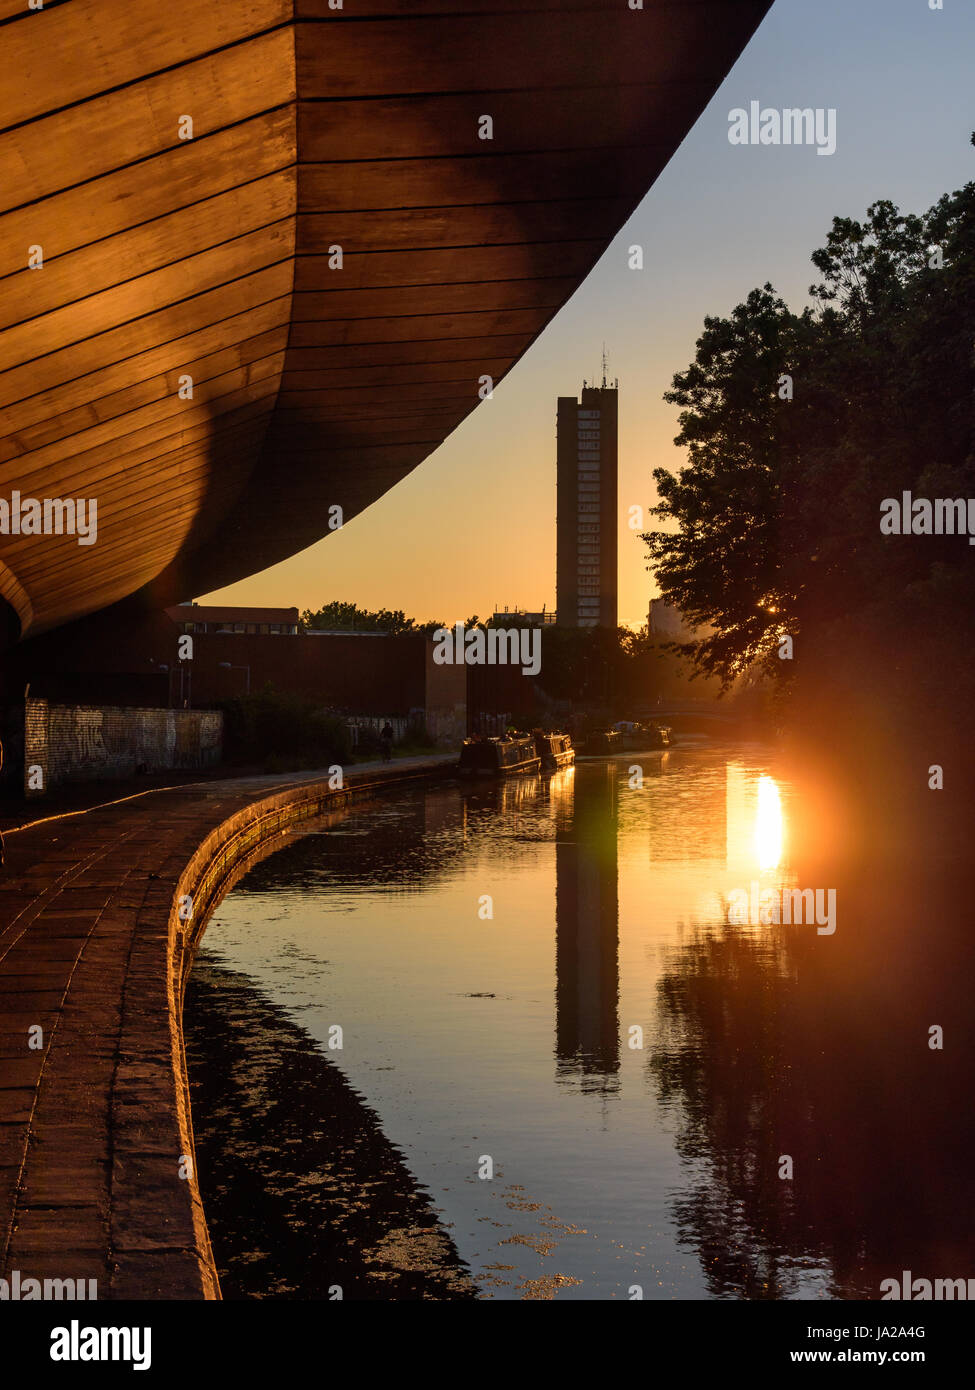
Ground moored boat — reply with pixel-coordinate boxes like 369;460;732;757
583;729;623;755
533;730;575;771
458;734;541;777
643;723;672;749
618;721;672;750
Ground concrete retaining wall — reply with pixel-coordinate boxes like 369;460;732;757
163;763;451;1297
24;700;222;797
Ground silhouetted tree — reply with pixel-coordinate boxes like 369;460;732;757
643;180;975;698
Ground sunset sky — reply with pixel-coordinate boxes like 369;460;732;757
207;0;975;630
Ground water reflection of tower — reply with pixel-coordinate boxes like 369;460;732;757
555;763;620;1090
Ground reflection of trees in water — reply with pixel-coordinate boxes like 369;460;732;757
652;925;806;1298
186;958;476;1300
651;869;975;1300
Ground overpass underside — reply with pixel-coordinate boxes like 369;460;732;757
0;0;771;646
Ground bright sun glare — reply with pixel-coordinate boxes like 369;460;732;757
755;775;784;870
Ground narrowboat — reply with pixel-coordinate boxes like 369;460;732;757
642;723;672;749
533;731;575;771
618;722;672;750
583;729;623;755
458;734;541;777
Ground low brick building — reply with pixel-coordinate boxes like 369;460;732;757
0;601;466;760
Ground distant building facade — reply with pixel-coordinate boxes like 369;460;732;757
647;598;693;641
167;604;299;635
556;383;618;628
491;607;556;627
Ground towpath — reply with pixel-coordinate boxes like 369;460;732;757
0;755;451;1299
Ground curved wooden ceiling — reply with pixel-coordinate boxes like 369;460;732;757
0;0;771;640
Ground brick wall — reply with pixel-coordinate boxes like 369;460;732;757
423;644;467;746
7;613;467;748
178;630;429;711
24;700;222;797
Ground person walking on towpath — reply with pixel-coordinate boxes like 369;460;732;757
380;722;394;762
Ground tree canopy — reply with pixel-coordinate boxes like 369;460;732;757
300;600;485;635
642;180;975;691
300;601;423;634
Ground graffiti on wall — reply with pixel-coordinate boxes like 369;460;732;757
24;700;223;797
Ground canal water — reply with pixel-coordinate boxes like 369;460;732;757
184;741;975;1301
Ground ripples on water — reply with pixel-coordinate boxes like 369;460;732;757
184;742;975;1300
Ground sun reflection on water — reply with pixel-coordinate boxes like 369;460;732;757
754;775;784;870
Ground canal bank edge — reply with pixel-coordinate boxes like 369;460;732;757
21;756;453;1295
163;761;453;1301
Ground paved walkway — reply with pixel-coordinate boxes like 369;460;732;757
0;755;452;1298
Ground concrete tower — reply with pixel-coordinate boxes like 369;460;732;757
556;373;618;628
